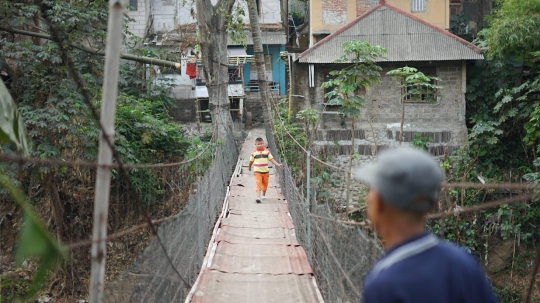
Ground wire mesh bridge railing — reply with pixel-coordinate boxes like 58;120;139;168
103;134;239;302
102;123;382;303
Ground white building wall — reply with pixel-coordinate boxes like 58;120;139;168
126;0;150;38
177;2;197;25
235;0;282;24
153;0;177;32
158;59;194;86
176;0;282;26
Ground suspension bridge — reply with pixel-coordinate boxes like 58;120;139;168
103;125;381;302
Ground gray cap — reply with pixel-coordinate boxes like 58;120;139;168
353;147;444;213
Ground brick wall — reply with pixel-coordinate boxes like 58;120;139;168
322;0;347;25
293;61;468;154
153;0;176;32
356;0;372;16
126;0;149;38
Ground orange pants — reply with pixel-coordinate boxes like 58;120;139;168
254;173;269;191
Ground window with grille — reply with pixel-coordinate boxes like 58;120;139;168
411;0;426;12
129;0;138;11
323;71;338;105
403;67;438;103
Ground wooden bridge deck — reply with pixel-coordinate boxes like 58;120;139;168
185;129;324;303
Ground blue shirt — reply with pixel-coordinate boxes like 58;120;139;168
362;233;498;303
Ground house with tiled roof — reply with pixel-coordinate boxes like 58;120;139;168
291;0;483;156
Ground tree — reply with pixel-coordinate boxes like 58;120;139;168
246;0;273;129
195;0;238;139
1;78;67;302
462;0;540;173
386;66;442;145
321;41;386;217
484;0;540;61
1;0;192;300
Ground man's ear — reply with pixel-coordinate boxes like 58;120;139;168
372;190;387;216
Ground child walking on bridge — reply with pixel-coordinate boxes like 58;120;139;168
248;137;283;203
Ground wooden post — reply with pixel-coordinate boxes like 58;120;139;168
89;1;124;302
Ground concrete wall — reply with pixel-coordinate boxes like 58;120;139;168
309;0;449;46
126;0;151;38
292;60;468;155
169;98;198;123
176;0;282;26
236;0;283;24
387;0;450;29
153;0;176;32
310;0;360;33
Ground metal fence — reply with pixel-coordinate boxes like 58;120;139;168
104;123;380;303
266;123;382;303
104;132;239;302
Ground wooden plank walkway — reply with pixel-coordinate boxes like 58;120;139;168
185;129;324;303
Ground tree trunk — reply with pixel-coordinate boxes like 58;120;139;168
45;174;64;240
345;118;355;218
246;0;273;129
196;0;236;139
399;88;405;145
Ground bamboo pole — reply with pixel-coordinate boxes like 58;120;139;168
0;27;180;69
288;54;293;120
89;1;124;302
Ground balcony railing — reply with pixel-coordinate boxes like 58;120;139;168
244;82;280;93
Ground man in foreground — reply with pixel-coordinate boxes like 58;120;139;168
354;148;498;303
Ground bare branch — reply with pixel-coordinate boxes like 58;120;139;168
0;27;180;69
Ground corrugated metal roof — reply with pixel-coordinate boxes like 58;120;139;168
299;4;483;63
228;31;287;45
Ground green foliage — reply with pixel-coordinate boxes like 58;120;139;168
274;98;307;173
483;0;540;60
289;10;305;27
450;14;474;42
312;171;339;200
0;71;66;301
0;80;31;156
411;133;432;150
296;109;319;151
296;109;319;125
114;94;190;161
224;0;247;45
386;66;443;103
0;275;31;303
321;41;387;117
1;0;200;297
184;136;214;177
493;285;521;303
0;174;67;301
